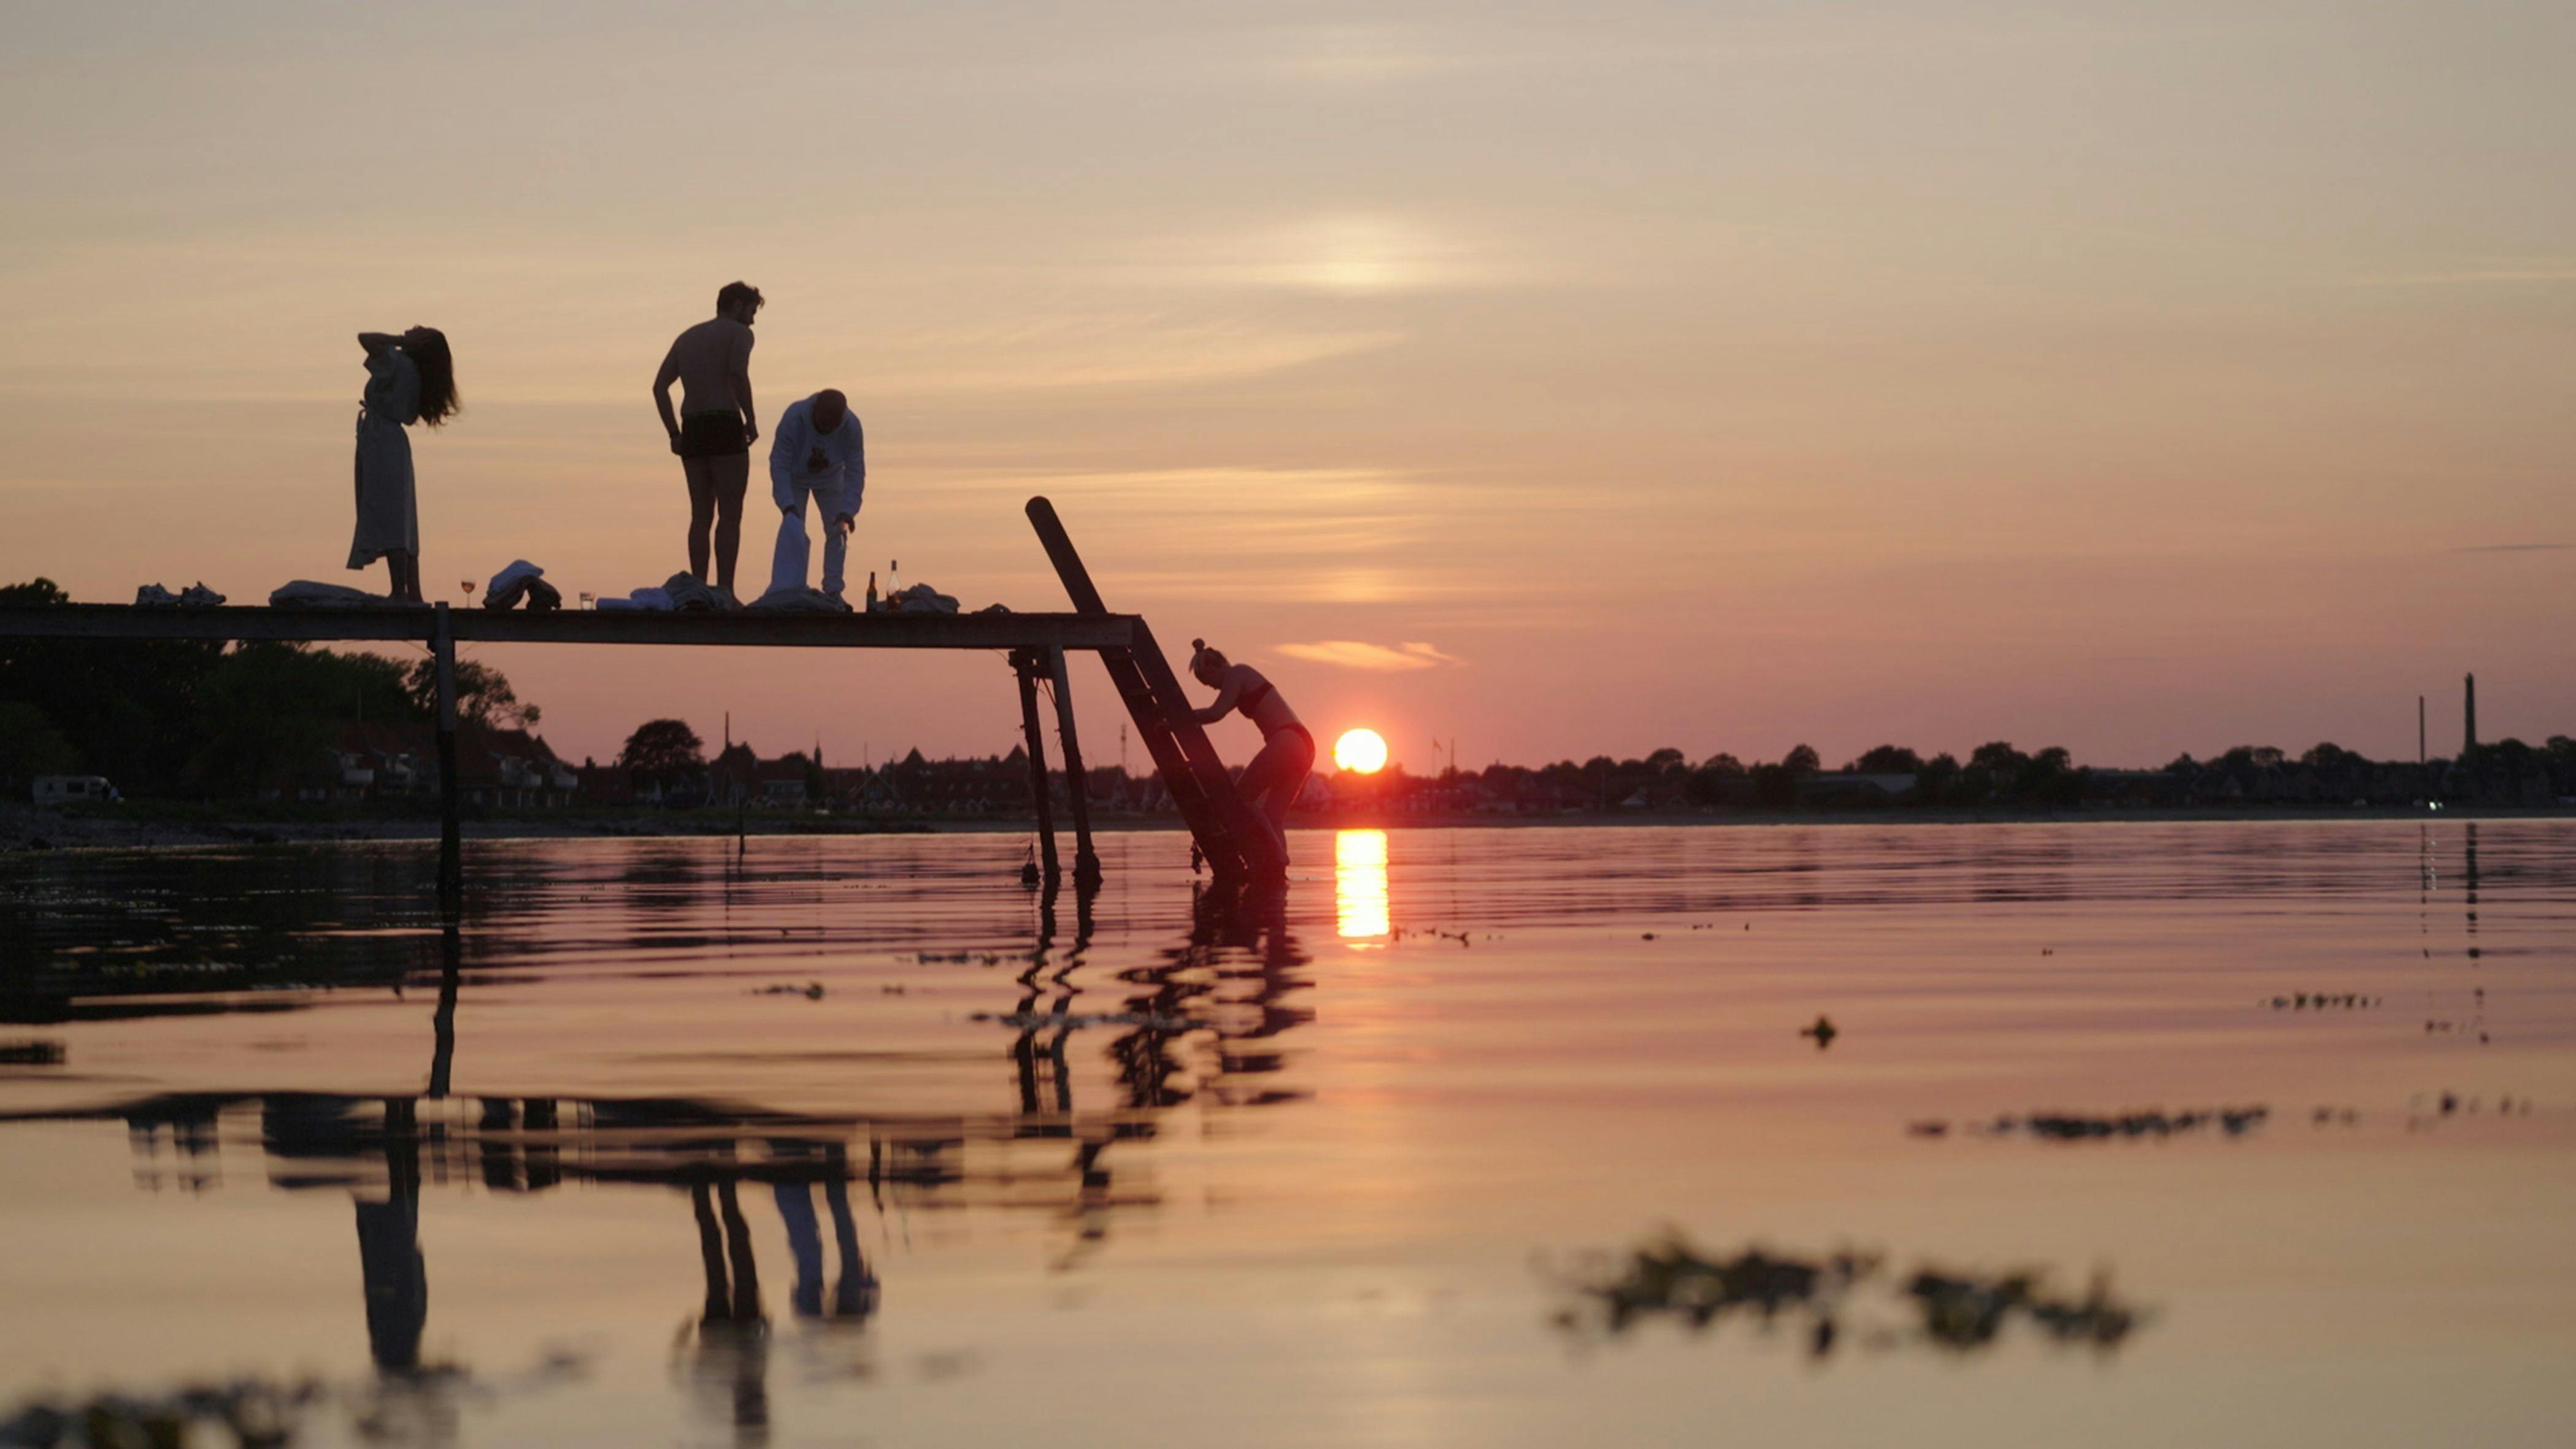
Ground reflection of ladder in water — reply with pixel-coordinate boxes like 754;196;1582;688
1025;498;1288;885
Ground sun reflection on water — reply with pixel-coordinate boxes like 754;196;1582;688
1335;829;1390;940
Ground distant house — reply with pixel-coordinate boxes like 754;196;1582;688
755;755;808;806
33;775;118;805
336;722;428;799
1796;772;1917;807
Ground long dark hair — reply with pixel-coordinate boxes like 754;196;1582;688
406;328;459;426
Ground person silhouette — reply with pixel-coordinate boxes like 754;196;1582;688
1187;640;1315;857
348;327;457;602
762;389;866;601
654;282;763;593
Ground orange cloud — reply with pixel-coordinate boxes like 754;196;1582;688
1275;640;1462;671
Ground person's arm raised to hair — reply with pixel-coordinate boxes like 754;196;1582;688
1191;669;1244;726
652;343;683;452
731;328;758;446
769;407;803;515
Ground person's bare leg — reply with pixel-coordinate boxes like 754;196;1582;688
1236;732;1312;857
710;453;749;594
683;458;717;581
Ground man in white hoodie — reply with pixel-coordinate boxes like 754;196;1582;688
763;389;867;601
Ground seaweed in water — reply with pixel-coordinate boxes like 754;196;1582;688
1553;1232;2147;1359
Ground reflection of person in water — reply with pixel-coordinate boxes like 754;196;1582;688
680;1178;770;1443
772;1174;880;1323
355;1097;428;1372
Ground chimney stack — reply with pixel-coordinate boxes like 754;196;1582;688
2464;673;2477;754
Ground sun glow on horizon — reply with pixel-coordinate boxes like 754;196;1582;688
1334;728;1389;774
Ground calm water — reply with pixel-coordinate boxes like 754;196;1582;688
2;823;2572;1447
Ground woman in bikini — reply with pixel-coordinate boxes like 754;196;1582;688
1188;640;1315;855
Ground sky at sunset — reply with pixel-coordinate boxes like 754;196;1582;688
2;1;2570;773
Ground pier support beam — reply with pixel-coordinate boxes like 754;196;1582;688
1045;648;1102;888
1013;651;1060;885
1024;497;1286;885
432;603;462;899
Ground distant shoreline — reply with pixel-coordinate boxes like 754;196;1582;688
5;800;2569;853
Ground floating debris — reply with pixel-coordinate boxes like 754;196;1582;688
750;982;826;999
1907;1267;2139;1350
0;1352;581;1449
1552;1232;2147;1359
2265;993;2378;1010
0;1040;66;1066
1799;1015;1837;1049
1910;1106;2271;1142
968;1010;1193;1031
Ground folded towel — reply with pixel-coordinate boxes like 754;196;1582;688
269;580;386;608
484;559;547;610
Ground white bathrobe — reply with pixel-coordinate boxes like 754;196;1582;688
764;397;866;597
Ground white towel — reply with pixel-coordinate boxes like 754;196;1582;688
485;559;545;609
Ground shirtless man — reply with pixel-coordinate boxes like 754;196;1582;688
652;282;762;592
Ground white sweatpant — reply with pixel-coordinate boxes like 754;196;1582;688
767;479;850;596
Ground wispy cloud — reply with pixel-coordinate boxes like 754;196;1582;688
2455;542;2574;553
2349;267;2576;288
1275;640;1462;672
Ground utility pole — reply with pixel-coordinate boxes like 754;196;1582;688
2418;695;2426;765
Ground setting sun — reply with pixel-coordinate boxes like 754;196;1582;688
1333;728;1389;774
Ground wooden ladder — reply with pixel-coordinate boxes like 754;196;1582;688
1025;498;1288;884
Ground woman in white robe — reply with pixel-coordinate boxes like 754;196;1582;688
349;327;457;601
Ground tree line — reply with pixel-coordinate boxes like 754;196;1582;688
1;578;538;798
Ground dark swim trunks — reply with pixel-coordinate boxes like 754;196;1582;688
677;411;747;458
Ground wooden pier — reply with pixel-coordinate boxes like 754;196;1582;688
0;498;1286;888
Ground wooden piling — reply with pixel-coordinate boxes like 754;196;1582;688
1045;647;1102;887
1013;651;1060;884
432;603;462;897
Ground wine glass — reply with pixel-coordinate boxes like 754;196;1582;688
461;578;477;605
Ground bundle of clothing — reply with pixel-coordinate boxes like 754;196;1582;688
482;560;561;612
596;572;742;612
882;582;959;615
749;585;852;613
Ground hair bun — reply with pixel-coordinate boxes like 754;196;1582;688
1191;638;1206;651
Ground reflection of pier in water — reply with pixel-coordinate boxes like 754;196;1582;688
0;875;1315;1436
